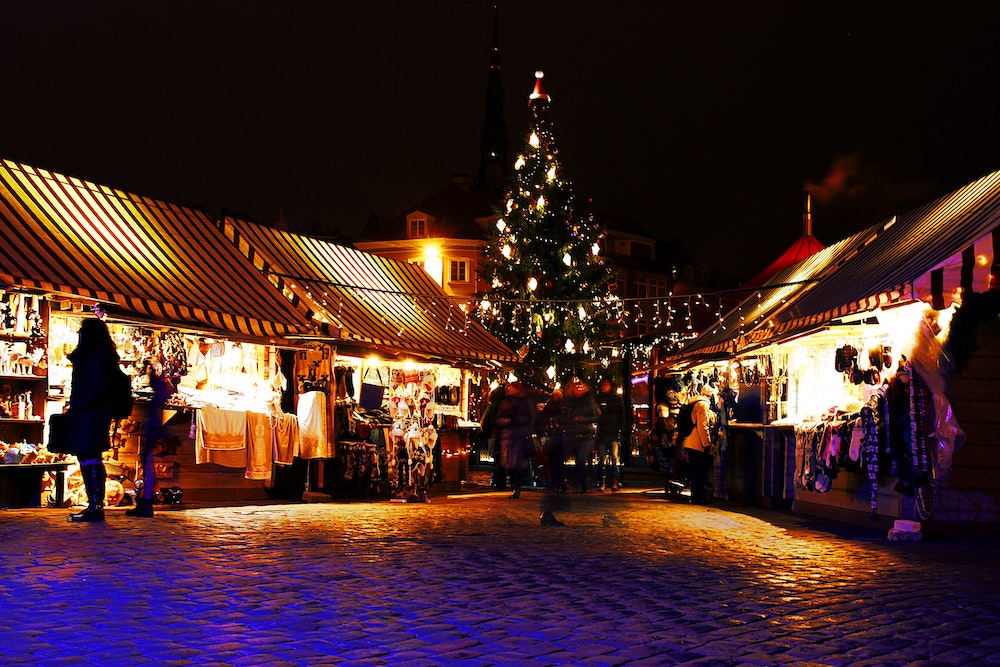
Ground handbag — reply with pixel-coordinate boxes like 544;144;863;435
47;412;71;454
358;367;385;410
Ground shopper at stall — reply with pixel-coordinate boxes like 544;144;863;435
681;383;717;505
562;379;598;494
595;379;625;492
66;318;121;523
480;385;508;491
495;381;535;499
126;359;174;518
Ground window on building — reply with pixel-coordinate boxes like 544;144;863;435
408;218;427;238
449;259;469;283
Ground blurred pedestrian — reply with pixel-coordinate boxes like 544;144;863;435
681;384;717;505
66;318;120;523
537;387;566;493
480;385;508;491
562;379;598;494
126;359;174;518
495;381;535;499
594;379;624;492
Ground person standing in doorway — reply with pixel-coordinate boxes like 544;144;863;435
594;379;625;492
66;318;121;522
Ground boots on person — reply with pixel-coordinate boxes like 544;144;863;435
124;496;154;518
70;463;105;522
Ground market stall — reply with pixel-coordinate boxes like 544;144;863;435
219;217;517;501
0;158;313;506
654;169;1000;535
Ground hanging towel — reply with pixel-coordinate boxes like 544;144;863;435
245;412;273;481
197;407;247;450
272;413;300;465
297;391;331;459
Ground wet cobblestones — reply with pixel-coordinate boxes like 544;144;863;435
2;488;999;666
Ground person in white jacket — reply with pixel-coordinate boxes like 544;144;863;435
681;384;716;504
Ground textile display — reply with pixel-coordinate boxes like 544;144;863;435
245;412;273;481
297;390;331;459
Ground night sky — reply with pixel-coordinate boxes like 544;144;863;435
5;2;1000;283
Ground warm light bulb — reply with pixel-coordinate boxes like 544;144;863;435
514;156;525;170
537;195;545;209
592;242;601;256
547;166;556;181
502;244;512;259
546;365;556;380
578;305;586;320
529;132;540;148
564;339;575;353
479;299;491;312
496;219;506;232
527;277;538;291
563;253;572;266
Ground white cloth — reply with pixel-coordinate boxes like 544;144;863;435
196;407;247;450
297;391;331;459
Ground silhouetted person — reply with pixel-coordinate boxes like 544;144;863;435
537;388;566;492
66;318;120;522
562;379;598;494
481;385;508;490
126;359;174;518
595;379;624;492
495;381;535;499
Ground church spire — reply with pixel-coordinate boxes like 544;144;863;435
474;5;510;199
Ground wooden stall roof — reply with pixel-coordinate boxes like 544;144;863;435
0;159;312;339
221;217;518;364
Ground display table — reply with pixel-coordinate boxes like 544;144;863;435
0;463;68;508
725;422;795;509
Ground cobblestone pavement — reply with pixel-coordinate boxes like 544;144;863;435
3;487;1000;667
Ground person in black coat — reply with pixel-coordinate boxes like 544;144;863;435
480;385;508;491
66;318;121;522
594;379;625;492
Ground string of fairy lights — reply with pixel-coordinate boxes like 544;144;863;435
267;267;818;359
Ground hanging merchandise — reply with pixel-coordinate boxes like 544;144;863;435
359;367;386;410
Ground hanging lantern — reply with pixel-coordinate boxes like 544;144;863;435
502;244;512;259
546;365;556;380
496;219;506;232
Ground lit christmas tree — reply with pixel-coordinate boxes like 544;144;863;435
477;71;616;384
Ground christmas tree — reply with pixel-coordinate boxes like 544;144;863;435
477;71;616;385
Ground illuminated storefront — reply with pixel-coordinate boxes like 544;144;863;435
653;169;1000;535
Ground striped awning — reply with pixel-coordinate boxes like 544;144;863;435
0;159;311;339
767;169;1000;335
656;168;1000;371
222;217;518;363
